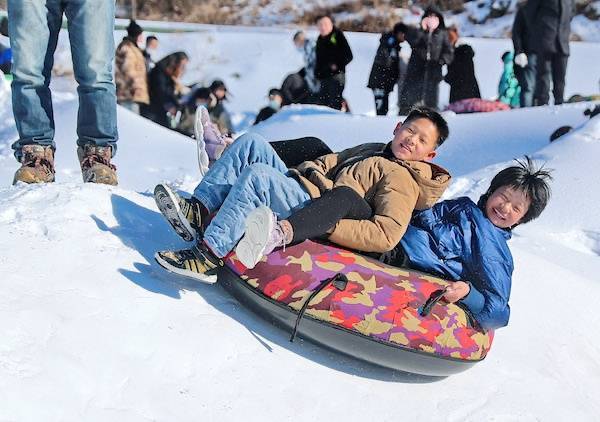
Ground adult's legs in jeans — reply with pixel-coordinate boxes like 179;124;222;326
551;54;568;105
8;0;63;161
287;186;372;244
193;132;289;214
203;163;311;257
65;0;118;154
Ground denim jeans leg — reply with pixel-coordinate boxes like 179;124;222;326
193;132;288;212
203;163;311;257
65;0;118;156
8;0;64;161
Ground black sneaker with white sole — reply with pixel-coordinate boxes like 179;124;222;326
154;245;220;284
154;183;202;242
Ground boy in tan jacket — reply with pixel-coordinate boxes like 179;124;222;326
154;107;451;280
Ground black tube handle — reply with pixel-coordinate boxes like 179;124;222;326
419;288;447;317
290;273;348;343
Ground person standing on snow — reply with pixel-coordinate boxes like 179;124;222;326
115;20;149;115
314;15;353;110
398;6;454;115
0;17;12;75
525;0;575;105
367;22;407;116
512;2;536;107
143;35;159;72
7;0;119;185
293;31;320;96
498;51;521;108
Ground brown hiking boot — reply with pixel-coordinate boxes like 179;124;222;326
77;144;118;186
13;145;56;185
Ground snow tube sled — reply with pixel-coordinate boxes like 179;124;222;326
445;98;510;114
216;241;494;376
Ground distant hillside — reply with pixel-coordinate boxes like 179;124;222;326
1;1;599;41
112;0;600;40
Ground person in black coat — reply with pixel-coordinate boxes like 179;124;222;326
525;0;575;105
444;26;480;103
314;15;353;110
512;3;537;107
144;52;189;128
254;88;283;125
367;22;407;115
398;7;454;114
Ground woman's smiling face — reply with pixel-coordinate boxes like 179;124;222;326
485;186;531;229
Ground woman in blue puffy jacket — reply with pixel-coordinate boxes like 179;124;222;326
382;157;552;330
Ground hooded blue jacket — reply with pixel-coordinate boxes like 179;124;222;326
400;196;513;330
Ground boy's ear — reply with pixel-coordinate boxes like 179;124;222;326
393;121;404;135
423;150;437;161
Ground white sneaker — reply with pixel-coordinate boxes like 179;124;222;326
235;206;286;269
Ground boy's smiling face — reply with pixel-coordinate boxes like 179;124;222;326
390;117;439;161
485;186;531;229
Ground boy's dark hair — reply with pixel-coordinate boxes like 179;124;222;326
404;107;449;147
483;156;553;225
146;35;158;43
393;22;408;35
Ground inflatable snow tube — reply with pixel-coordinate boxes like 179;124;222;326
446;98;510;114
217;240;494;376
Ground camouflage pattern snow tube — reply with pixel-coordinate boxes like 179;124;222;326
219;240;494;376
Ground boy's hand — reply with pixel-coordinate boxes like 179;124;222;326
443;281;470;303
305;168;334;192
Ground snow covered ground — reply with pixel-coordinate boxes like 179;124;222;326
1;24;600;421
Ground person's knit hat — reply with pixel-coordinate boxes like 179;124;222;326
126;20;143;39
268;88;282;97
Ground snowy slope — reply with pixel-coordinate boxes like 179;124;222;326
1;24;600;421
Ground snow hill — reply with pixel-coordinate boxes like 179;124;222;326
1;24;600;421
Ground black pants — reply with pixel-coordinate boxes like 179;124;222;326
288;186;372;244
318;73;345;110
270;137;332;168
372;88;391;115
534;52;568;105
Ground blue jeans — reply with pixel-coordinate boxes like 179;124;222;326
8;0;118;161
194;133;311;257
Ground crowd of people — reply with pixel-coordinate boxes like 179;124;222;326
105;1;581;138
2;1;576;333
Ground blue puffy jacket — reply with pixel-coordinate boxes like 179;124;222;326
400;196;513;330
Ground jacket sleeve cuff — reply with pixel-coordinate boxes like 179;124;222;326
459;283;485;314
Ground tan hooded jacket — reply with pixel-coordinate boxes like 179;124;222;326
289;143;451;253
115;38;150;104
